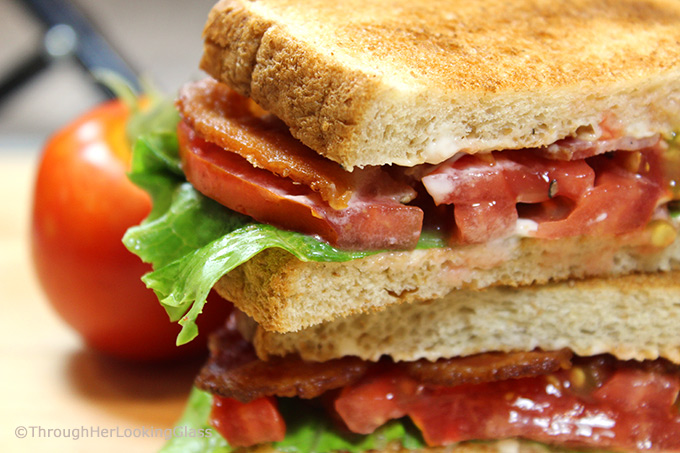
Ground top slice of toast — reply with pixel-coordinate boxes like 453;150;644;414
200;0;680;169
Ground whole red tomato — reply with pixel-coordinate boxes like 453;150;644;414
31;98;230;361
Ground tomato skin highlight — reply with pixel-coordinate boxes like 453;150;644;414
31;100;230;361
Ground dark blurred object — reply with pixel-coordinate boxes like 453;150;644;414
0;0;140;103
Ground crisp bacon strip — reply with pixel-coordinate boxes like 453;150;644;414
404;349;573;386
196;324;574;403
178;78;356;209
196;325;370;403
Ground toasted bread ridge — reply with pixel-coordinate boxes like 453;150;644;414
201;0;680;168
248;270;680;365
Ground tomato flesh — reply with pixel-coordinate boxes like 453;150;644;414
178;121;423;250
210;395;285;447
536;173;658;238
422;147;668;244
335;362;680;451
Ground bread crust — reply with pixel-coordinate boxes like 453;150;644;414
215;227;680;334
201;0;680;168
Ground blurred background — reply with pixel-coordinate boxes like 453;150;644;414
0;2;221;450
0;0;216;152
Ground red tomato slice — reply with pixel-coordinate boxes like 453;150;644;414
334;362;680;450
333;368;411;434
423;151;595;243
177;121;423;250
535;151;667;238
502;151;595;202
592;368;680;412
422;147;666;244
210;395;285;447
453;200;518;244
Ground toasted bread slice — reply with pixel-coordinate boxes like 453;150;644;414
214;227;680;334
243;270;680;365
201;0;680;169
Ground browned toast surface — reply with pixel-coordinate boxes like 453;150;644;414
201;0;680;167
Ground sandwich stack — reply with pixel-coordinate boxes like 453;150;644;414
125;0;680;451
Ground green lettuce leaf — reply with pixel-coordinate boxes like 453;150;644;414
123;129;444;344
160;387;425;453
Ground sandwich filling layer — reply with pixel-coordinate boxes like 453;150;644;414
176;78;679;251
193;315;680;451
